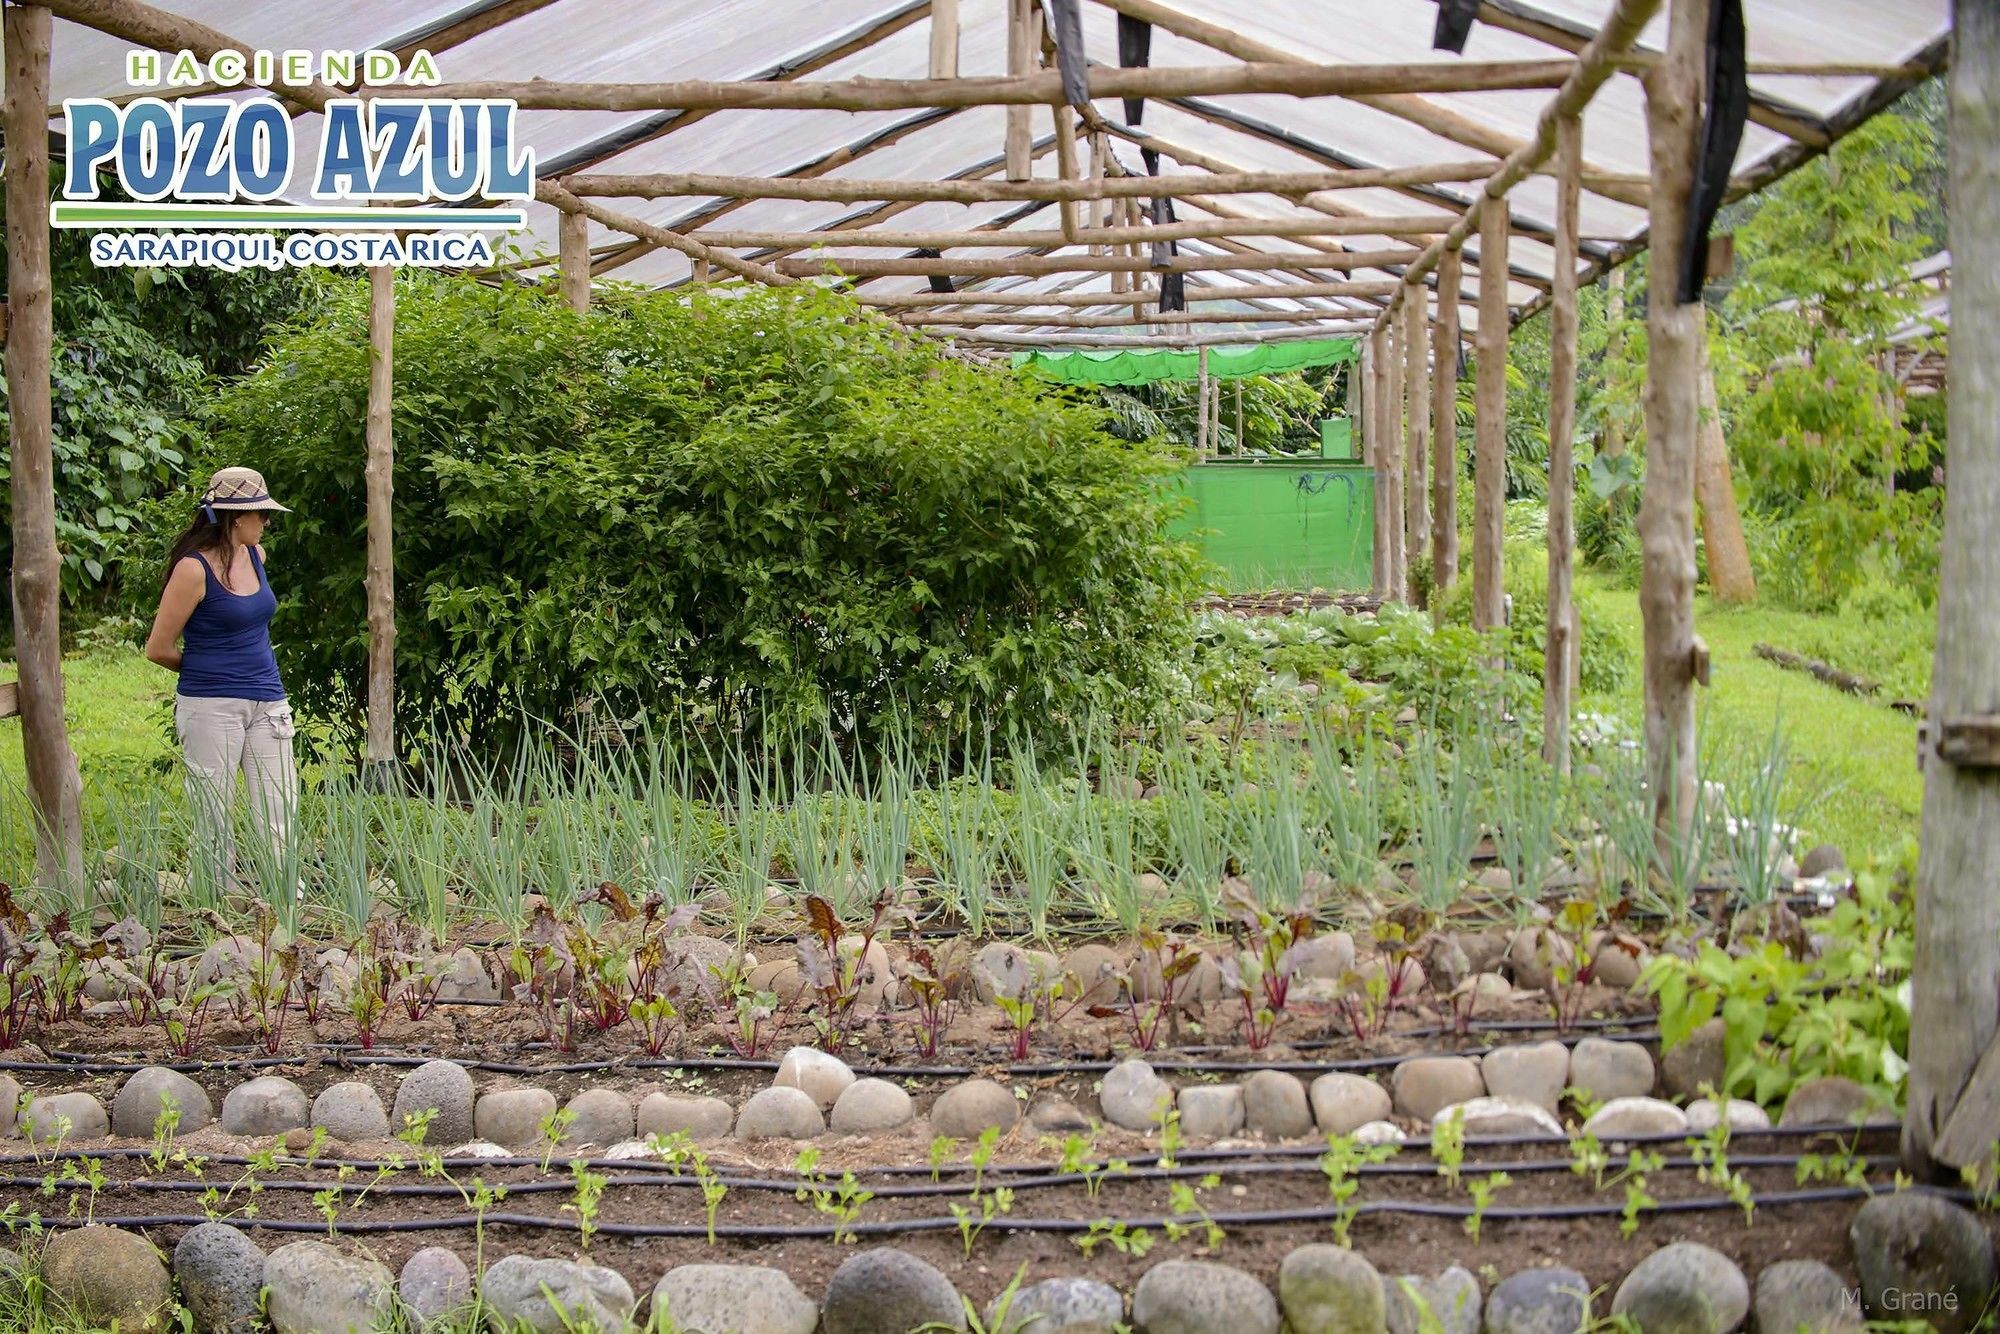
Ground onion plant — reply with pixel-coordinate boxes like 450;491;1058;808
1406;740;1480;914
853;733;915;917
1304;719;1387;893
1002;741;1067;941
612;735;705;906
1583;747;1659;905
717;739;781;942
927;740;1000;936
1066;731;1151;936
1483;743;1567;923
1235;757;1313;916
1156;740;1228;931
91;786;179;933
1715;722;1806;910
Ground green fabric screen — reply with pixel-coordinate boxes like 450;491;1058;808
1010;337;1358;386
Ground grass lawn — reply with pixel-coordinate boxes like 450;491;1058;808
1575;569;1925;862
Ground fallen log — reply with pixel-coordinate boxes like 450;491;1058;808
1752;642;1880;696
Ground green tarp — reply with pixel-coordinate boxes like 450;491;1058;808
1011;337;1358;386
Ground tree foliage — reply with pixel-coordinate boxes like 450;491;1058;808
205;277;1204;756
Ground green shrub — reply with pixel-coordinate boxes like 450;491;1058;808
1435;536;1629;695
204;277;1203;756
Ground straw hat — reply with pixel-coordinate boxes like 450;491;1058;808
199;466;291;514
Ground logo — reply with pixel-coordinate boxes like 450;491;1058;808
57;49;533;271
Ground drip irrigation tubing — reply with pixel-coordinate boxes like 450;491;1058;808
0;1123;1898;1179
21;1027;1663;1080
0;1151;1877;1200
26;1185;1967;1239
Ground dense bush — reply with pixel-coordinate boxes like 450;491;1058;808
1436;535;1630;696
203;277;1203;755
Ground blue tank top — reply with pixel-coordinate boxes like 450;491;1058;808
177;546;285;701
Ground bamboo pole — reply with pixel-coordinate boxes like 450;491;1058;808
1006;0;1036;181
777;251;1405;278
928;0;958;80
1235;381;1244;452
1368;329;1391;598
396;58;1577;110
1638;0;1708;846
537;181;795;287
866;278;1390;306
1403;284;1431;578
1385;307;1406;602
1472;198;1510;634
363;263;397;777
3;2;84;893
1197;347;1212;460
1544;113;1583;771
687;215;1460;248
558;209;591;313
1907;0;2000;1176
1432;244;1463;601
568;161;1500;203
1087;130;1108;247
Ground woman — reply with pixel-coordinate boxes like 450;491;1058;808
143;466;297;894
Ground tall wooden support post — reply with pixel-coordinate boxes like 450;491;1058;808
558;209;591;314
363;264;397;781
1471;198;1510;633
1543;114;1583;770
1603;266;1627;462
1906;0;2000;1179
3;3;84;892
929;0;959;79
1638;0;1708;844
1196;347;1211;459
1087;131;1108;247
1432;245;1462;602
1235;381;1244;452
1005;0;1037;181
1384;307;1406;601
1403;285;1430;588
1368;328;1391;597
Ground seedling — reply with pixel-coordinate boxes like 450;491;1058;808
948;1185;1013;1259
1462;1170;1511;1245
1075;1217;1153;1259
1796;1127;1871;1192
902;947;957;1059
1320;1133;1399;1245
927;1135;953;1184
147;1095;183;1173
539;1106;578;1173
1430;1107;1466;1189
1157;1106;1185;1172
1164;1173;1225;1250
564;1159;609;1252
967;1126;1001;1193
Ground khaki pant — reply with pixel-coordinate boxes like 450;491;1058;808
174;695;297;895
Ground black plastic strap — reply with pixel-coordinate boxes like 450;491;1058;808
1160;272;1187;312
1047;0;1090;108
1678;0;1748;303
912;247;954;294
1117;14;1152;125
1433;0;1479;53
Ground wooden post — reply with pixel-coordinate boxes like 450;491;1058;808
1234;380;1244;452
3;2;83;893
1368;328;1390;597
1544;113;1582;770
928;0;959;80
1603;265;1627;460
1403;284;1430;585
558;208;590;313
1384;304;1406;601
1472;197;1510;633
1906;0;2000;1177
693;257;711;284
364;263;397;778
1087;130;1108;246
1005;0;1038;181
1196;347;1211;459
1433;244;1463;601
1638;0;1708;844
1696;339;1758;602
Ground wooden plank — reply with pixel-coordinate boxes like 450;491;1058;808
1369;328;1391;598
1403;284;1431;578
558;209;590;314
928;0;959;80
1006;0;1035;181
1385;299;1406;601
774;250;1407;278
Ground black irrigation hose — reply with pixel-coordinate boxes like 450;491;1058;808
29;1184;1967;1240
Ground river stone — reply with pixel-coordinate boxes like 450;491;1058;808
399;1246;472;1327
1850;1191;1998;1334
1133;1259;1280;1334
774;1046;856;1111
112;1065;214;1138
1062;944;1125;1005
1101;1058;1175;1131
1388;1268;1483;1334
736;1086;824;1140
312;1081;390;1142
653;1263;819;1334
1685;1098;1770;1134
220;1075;309;1137
1178;1083;1245;1139
563;1087;635;1146
1590;937;1647;990
1312;1073;1392;1136
175;1222;266;1334
481;1254;637;1332
1662;1019;1728;1101
1568;1038;1655;1103
0;1073;17;1136
1799;844;1846;879
22;1090;109;1142
434;945;499;1000
1481;1042;1571;1113
637;1092;734;1141
1459;929;1511;976
44;1225;172;1333
1392;1056;1485;1121
1292;932;1357;981
822;1247;965;1334
1779;1076;1896;1129
1243;1070;1314;1138
988;1276;1125;1333
1436;1097;1563;1138
474;1086;558;1148
1611;1242;1749;1334
971;942;1036;1003
263;1240;395;1334
1029;1097;1094;1135
1280;1244;1387;1334
1354;1120;1408;1146
391;1059;475;1145
1484;1267;1591;1334
1755;1260;1862;1334
832;1077;915;1133
1506;927;1575;993
931;1078;1020;1140
1583;1097;1688;1140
